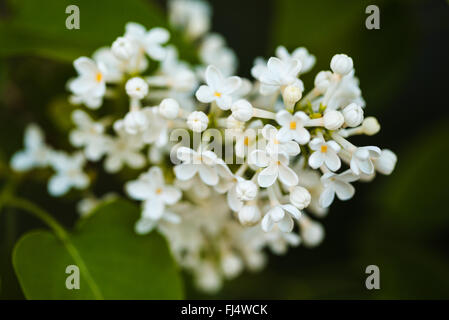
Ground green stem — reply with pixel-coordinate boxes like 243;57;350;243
3;196;104;300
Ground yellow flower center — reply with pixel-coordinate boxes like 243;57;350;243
273;138;280;145
321;145;328;153
289;121;297;130
155;188;162;194
276;160;281;165
244;137;249;146
214;91;221;97
95;72;103;83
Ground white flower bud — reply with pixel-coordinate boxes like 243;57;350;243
111;36;136;60
221;252;243;279
342;103;364;127
238;204;261;226
330;54;353;76
231;99;253;122
289;186;311;210
159;98;180;119
282;84;302;109
123;110;148;134
236;180;258;201
125;77;148;100
362;117;380;135
374;149;397;175
226;115;244;131
314;71;332;92
187;111;209;132
301;221;324;247
323;110;344;130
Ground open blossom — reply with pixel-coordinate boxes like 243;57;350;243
174;146;220;186
126;166;181;221
275;110;310;144
47;152;89;197
69;57;107;108
257;57;303;95
275;46;316;74
195;65;241;110
249;150;298;188
69;110;109;161
308;137;341;171
350;146;381;175
261;124;300;157
11;124;53;171
261;204;301;233
125;23;170;61
319;170;359;208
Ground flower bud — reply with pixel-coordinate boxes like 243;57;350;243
301;220;324;247
282;84;302;109
330;54;353;76
362;117;380;135
221;252;243;279
374;149;397;175
123;110;148;134
342;103;364;127
238;204;261;226
125;77;148;100
314;71;332;92
187;111;209;132
236;180;258;201
231;99;253;122
289;186;311;210
111;36;136;60
323;110;344;130
159;98;180;119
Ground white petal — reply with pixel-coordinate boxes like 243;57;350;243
261;214;274;232
174;163;198;180
319;187;335;208
293;127;310;145
195;85;215;103
275;110;292;126
222;76;242;94
198;165;219;186
334;181;355;200
281;204;301;220
161;186;182;205
135;218;157;235
269;206;285;222
278;163;298;186
216;95;232;110
143;199;165;220
278;215;294;233
48;175;70;196
205;65;223;89
249;150;270;168
227;187;243;212
308;151;324;169
258;165;279;187
177;147;196;162
324;151;341;171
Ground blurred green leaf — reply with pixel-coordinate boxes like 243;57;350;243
12;198;184;299
0;0;197;63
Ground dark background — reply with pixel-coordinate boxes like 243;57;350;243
1;0;449;299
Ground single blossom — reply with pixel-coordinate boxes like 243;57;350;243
350;146;381;175
261;204;301;233
174;146;220;186
308;137;341;171
319;170;359;208
275;110;310;144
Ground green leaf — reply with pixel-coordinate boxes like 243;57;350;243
12;199;184;299
0;0;197;63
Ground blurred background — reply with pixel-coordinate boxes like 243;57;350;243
0;0;448;299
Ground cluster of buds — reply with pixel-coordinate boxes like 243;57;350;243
10;0;396;292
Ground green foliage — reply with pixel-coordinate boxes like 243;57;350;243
0;0;197;63
12;199;184;299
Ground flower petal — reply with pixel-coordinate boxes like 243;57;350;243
198;165;219;186
308;151;324;169
278;163;298;186
174;163;198;180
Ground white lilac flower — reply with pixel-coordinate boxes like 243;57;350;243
48;152;89;197
231;99;253;122
169;0;211;40
199;34;238;76
159;98;180;119
103;126;145;173
111;36;137;60
289;186;311;210
261;204;301;233
275;46;316;74
69;110;109;161
374;149;397;175
174;146;220;186
125;22;170;61
330;54;354;76
257;57;303;95
342;103;364;127
275;110;310;144
123;109;149;135
195;65;241;110
126;166;182;221
308;137;341;171
319;170;359;208
249;150;298;188
125;77;149;100
69;57;107;107
350;146;381;175
261;124;300;157
11;124;53;171
238;204;261;226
